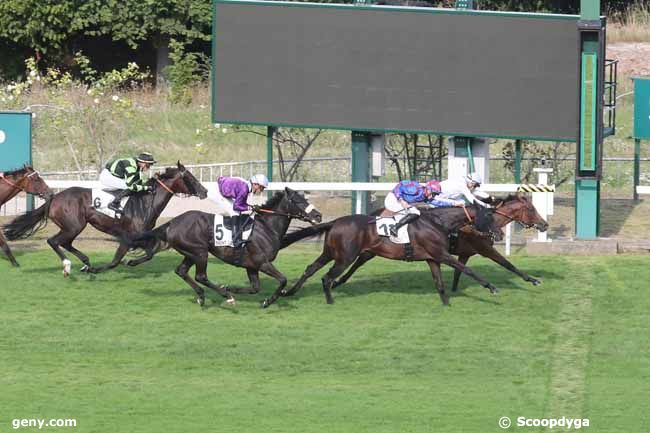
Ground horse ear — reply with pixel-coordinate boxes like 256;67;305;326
177;161;183;169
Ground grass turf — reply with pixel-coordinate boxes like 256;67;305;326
0;247;648;432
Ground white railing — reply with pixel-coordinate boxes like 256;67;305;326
636;185;650;194
3;179;554;257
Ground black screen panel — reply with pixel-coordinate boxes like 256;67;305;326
213;1;581;141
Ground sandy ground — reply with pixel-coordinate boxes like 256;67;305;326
607;42;650;77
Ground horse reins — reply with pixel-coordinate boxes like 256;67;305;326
254;204;315;222
154;175;175;194
0;171;36;192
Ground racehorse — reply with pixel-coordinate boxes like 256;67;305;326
0;166;53;266
3;162;206;276
329;194;549;292
126;188;322;307
267;205;502;308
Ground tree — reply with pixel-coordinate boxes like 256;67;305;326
0;0;85;66
79;0;212;85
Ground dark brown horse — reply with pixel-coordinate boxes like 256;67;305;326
127;188;322;307
3;162;206;276
268;205;502;308
330;194;549;292
0;166;53;266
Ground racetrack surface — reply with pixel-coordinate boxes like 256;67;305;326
1;247;648;433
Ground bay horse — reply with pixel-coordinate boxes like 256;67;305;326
329;194;549;292
127;188;322;307
0;166;53;266
3;162;206;276
268;205;502;308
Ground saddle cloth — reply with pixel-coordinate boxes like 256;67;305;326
91;189;131;218
375;214;410;244
213;214;255;247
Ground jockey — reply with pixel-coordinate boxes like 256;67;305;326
208;173;269;216
385;179;445;237
438;172;491;208
208;173;269;247
99;152;156;214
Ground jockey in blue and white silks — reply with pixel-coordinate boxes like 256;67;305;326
384;180;452;236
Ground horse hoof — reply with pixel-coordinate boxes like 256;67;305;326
490;287;499;295
531;279;541;286
197;297;205;306
226;298;236;306
80;265;88;272
260;300;269;309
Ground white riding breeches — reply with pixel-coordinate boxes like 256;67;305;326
384;192;421;216
99;169;127;190
207;187;240;216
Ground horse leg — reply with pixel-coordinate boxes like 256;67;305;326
229;269;261;294
47;230;80;277
174;256;207;307
259;262;289;308
451;255;470;292
439;253;499;295
331;252;376;289
83;243;130;273
125;251;154;267
0;232;19;267
192;256;235;305
321;258;357;305
426;260;450;306
478;245;541;286
282;251;332;297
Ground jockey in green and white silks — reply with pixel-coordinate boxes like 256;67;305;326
99;152;156;214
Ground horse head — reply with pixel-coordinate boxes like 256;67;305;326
154;162;207;199
495;194;548;232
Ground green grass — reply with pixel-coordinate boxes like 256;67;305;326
0;247;649;432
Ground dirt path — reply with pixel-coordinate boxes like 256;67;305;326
607;42;650;77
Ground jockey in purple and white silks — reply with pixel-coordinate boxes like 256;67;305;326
208;174;269;216
207;173;269;247
384;179;453;236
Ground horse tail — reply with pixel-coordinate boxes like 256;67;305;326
125;222;170;253
3;198;51;241
280;221;335;249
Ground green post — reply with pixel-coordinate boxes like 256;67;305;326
575;0;602;239
267;126;275;199
456;0;477;175
634;139;641;201
514;139;522;184
351;131;371;214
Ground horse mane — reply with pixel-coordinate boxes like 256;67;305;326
260;191;285;210
1;165;31;176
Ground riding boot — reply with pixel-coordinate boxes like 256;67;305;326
390;213;419;237
232;216;248;249
108;189;131;215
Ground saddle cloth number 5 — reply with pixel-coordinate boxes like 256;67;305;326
213;216;233;246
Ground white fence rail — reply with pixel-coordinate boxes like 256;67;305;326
2;179;554;256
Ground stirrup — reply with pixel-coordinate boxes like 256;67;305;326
108;203;122;214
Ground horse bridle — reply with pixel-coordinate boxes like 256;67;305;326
492;205;536;229
254;197;316;223
153;169;190;195
0;170;39;193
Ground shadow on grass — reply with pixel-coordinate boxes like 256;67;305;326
278;260;565;306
